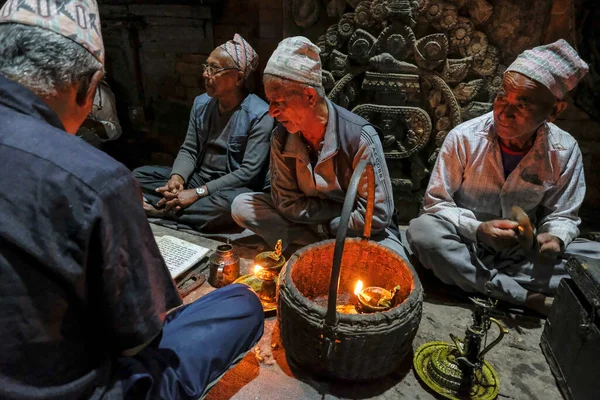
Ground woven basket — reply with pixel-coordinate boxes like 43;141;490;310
277;161;423;381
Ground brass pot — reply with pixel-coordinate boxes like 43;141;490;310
208;244;240;288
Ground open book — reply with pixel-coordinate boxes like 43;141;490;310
155;235;212;279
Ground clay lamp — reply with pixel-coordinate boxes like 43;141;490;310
356;284;403;313
252;240;286;310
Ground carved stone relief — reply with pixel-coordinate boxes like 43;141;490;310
308;0;502;218
286;0;559;220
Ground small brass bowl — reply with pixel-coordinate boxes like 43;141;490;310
357;286;394;313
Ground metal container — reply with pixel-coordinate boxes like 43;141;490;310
541;254;600;400
208;244;240;288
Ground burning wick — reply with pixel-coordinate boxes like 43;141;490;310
517;226;524;234
254;264;263;275
354;280;364;295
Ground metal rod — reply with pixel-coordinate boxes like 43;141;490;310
324;160;375;328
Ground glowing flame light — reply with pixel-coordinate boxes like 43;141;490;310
254;264;263;275
354;280;364;295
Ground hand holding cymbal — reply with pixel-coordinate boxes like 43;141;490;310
509;206;534;250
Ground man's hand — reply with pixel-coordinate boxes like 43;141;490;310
537;233;564;259
80;117;109;139
476;219;519;251
156;175;185;197
161;189;199;214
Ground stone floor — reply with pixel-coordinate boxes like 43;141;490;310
151;224;563;400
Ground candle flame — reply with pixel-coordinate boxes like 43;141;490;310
254;264;263;275
354;280;364;295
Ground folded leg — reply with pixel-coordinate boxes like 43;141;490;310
117;284;264;400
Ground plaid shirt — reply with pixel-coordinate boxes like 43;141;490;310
424;112;585;247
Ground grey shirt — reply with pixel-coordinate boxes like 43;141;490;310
171;93;273;194
198;108;234;183
270;99;395;236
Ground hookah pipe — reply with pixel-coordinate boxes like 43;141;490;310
450;298;508;393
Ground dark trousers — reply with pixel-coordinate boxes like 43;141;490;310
117;284;264;400
133;165;251;232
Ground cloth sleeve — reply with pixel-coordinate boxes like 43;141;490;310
94;82;122;142
89;173;182;353
328;126;394;236
171;102;202;183
270;130;343;223
423;129;482;242
537;144;584;247
205;113;274;194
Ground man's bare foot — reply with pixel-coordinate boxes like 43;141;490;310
142;201;165;218
524;292;554;317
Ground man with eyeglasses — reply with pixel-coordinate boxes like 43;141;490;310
405;39;600;315
134;34;274;233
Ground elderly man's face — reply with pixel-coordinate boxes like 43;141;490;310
264;78;312;134
203;47;240;99
493;72;558;143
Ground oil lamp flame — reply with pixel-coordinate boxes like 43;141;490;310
254;264;263;275
354;280;364;295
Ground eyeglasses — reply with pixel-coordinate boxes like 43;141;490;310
201;64;238;76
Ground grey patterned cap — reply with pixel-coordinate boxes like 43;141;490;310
264;36;322;87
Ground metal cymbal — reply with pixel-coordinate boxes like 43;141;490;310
509;206;534;250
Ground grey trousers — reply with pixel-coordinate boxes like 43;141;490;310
406;213;600;305
231;192;409;261
133;165;250;232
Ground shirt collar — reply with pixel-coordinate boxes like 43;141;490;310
282;98;339;161
319;98;339;161
0;75;65;131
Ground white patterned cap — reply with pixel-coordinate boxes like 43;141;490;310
264;36;322;87
0;0;104;64
506;39;588;99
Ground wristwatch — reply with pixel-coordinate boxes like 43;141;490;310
195;186;207;198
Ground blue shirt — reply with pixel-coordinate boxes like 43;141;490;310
0;75;182;399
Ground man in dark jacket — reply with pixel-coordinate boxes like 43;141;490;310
0;2;263;399
231;37;408;261
134;34;273;233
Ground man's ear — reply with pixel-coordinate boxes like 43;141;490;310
305;86;318;107
236;71;245;87
547;100;568;123
76;69;104;107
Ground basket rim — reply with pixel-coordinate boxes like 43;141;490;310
280;237;423;324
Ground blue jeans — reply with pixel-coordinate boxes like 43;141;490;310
116;284;264;399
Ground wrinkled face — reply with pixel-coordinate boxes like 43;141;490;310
264;76;312;134
493;71;557;143
203;47;240;99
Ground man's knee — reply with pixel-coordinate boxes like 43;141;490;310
221;284;264;340
407;213;448;251
566;238;600;260
132;165;155;180
231;193;254;226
